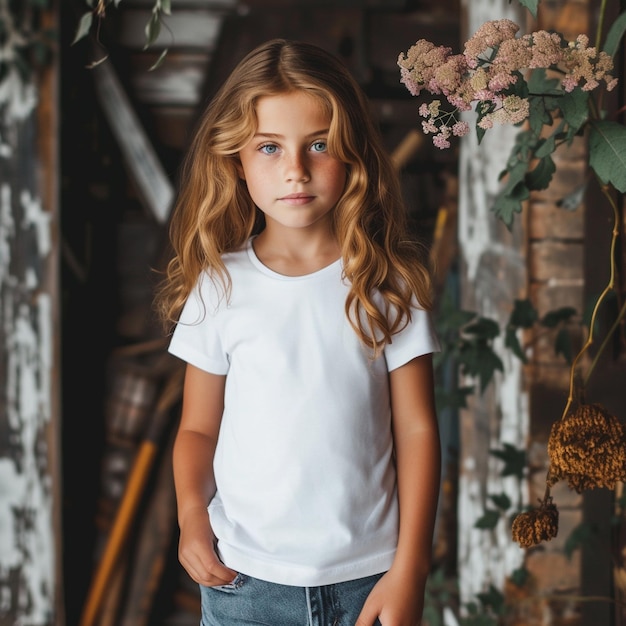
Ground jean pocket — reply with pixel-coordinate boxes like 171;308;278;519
207;572;245;591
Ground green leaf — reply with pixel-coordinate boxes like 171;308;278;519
533;136;556;160
477;584;506;613
540;306;577;328
527;93;556;135
508;130;536;166
526;154;555;191
464;317;500;340
435;386;474;411
148;48;168;70
510;566;530;587
488;492;512;511
492;179;530;228
602;11;626;58
493;158;531;227
476;124;487;145
436;308;477;335
513;0;539;18
589;120;626;192
490;443;526;479
559;89;589;134
475;100;496;145
144;12;161;48
554;327;573;363
459;344;504;392
505;327;526;362
72;11;93;45
475;509;500;530
509;298;538;328
526;67;562;96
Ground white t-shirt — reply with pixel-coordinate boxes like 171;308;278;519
168;238;440;586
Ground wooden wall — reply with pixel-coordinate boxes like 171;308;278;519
0;4;61;625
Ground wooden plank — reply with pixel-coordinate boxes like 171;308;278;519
0;50;59;626
117;9;225;50
148;106;198;150
92;58;174;223
203;7;369;93
528;199;585;241
529;241;584;282
456;0;530;611
129;52;211;106
368;10;460;76
119;431;177;626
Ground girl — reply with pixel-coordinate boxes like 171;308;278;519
155;39;441;626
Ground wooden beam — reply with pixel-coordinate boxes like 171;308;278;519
92;58;174;223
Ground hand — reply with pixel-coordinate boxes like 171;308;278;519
178;506;237;586
355;568;425;626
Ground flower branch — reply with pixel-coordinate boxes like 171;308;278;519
399;0;626;554
398;16;623;227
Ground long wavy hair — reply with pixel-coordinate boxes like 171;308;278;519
155;38;433;356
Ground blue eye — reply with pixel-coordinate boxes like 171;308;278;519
260;144;278;154
311;141;327;152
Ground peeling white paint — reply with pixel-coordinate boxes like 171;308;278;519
21;190;51;258
0;95;56;624
458;0;529;612
0;68;38;157
458;119;521;283
0;183;16;285
457;328;529;604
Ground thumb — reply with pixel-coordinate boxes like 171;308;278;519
215;562;238;584
355;605;378;626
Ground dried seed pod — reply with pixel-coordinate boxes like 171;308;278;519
511;498;559;548
547;402;626;493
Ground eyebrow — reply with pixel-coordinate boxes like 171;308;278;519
253;129;330;139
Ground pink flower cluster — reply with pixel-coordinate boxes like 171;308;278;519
398;19;617;149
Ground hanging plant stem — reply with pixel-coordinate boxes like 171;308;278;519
560;182;620;421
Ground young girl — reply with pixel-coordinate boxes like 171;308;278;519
156;39;441;626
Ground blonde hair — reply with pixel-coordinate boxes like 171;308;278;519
155;38;433;356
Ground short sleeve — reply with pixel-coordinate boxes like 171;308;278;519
168;277;230;375
384;306;440;372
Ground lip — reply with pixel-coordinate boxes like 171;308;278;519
279;193;315;205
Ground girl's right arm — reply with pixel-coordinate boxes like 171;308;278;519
173;363;237;586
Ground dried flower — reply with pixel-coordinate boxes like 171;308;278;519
398;19;617;150
463;19;521;65
511;497;559;548
547;402;626;492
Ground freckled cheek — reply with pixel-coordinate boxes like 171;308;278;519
324;163;348;196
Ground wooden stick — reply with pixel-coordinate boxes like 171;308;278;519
79;365;184;626
95;556;128;626
119;431;177;626
391;128;423;171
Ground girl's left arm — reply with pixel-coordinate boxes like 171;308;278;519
357;353;441;626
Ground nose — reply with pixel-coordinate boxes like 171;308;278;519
285;152;310;183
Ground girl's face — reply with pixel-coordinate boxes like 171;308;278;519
238;91;347;235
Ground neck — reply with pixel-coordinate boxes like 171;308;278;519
252;227;341;276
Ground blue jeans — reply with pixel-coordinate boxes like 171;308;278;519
200;571;384;625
